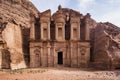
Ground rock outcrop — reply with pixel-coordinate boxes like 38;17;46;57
94;22;120;69
0;0;39;27
0;0;39;69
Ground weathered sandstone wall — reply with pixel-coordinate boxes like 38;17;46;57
0;0;39;69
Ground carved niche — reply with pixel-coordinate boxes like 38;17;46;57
34;49;40;55
33;48;41;67
80;46;86;55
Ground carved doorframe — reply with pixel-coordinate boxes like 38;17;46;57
54;48;66;67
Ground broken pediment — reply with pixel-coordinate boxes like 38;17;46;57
40;9;51;18
52;11;66;20
70;9;81;17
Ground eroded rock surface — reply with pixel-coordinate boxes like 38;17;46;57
0;0;39;70
0;0;39;27
94;22;120;69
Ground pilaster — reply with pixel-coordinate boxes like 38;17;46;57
30;13;35;40
85;13;91;40
30;21;35;40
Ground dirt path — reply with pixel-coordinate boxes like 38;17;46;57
0;67;120;80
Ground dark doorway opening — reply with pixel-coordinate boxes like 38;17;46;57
115;67;120;70
58;52;63;65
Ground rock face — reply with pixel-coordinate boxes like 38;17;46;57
2;23;27;70
0;0;39;69
0;0;39;27
94;22;120;69
0;0;120;70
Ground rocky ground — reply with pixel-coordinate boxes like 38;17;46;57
0;67;120;80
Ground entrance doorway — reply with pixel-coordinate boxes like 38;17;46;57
58;52;63;65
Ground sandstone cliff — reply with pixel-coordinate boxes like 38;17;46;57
94;22;120;69
0;0;39;27
0;0;39;69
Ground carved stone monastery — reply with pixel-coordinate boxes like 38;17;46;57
0;0;120;70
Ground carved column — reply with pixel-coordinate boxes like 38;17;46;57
53;45;55;66
63;23;65;40
70;42;73;67
30;47;34;68
47;43;51;67
40;22;43;40
40;46;43;66
78;22;81;40
78;45;80;67
30;16;35;40
85;13;90;40
66;44;70;66
48;22;50;40
55;23;57;40
50;44;54;67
